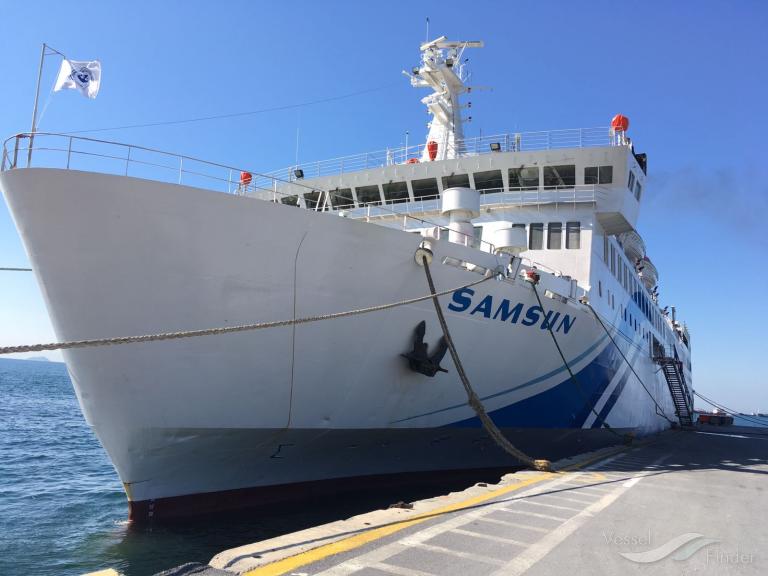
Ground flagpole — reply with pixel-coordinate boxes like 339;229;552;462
27;43;47;167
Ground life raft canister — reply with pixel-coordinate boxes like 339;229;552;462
427;140;438;161
610;114;629;132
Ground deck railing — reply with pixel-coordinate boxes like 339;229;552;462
341;185;606;222
1;132;610;253
1;132;289;197
263;126;615;184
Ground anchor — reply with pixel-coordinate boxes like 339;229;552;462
401;320;448;377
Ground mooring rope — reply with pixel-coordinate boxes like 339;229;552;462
0;274;494;355
529;282;632;443
693;391;768;428
420;256;549;471
585;303;676;425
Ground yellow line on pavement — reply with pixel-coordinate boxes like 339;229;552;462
243;445;629;576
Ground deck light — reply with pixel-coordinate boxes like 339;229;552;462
294;169;304;179
489;142;501;152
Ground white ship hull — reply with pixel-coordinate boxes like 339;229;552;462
1;168;677;520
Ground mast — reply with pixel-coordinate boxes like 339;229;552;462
405;36;483;162
27;43;47;167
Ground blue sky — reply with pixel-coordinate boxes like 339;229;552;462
1;1;766;411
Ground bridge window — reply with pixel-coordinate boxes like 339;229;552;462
529;223;544;249
442;174;470;189
355;185;382;205
628;170;636;191
383;181;410;204
329;188;354;209
411;178;439;199
303;190;322;209
473;169;503;193
547;222;562;249
280;195;299;207
566;222;581;249
584;165;613;184
634;181;643;201
543;165;575;188
509;167;539;190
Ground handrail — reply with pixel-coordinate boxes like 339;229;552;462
266;126;615;182
0;132;499;251
341;185;605;221
1;131;320;197
1;133;610;254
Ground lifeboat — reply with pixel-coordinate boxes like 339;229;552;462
639;256;658;291
619;230;645;264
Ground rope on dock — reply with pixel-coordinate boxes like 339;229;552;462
0;275;493;355
421;256;549;471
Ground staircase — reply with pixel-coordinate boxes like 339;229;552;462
656;356;694;427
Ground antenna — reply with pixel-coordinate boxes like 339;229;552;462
294;110;301;168
425;17;430;44
408;36;484;161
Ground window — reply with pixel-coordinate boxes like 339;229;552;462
355;185;382;205
566;222;581;249
547;222;562;249
509;167;539;190
584;165;613;184
472;226;483;249
634;181;642;201
280;195;299;207
442;174;470;189
328;188;354;209
411;178;439;199
473;170;503;193
627;170;636;191
529;223;544;250
610;244;616;275
382;181;409;204
598;281;602;297
543;165;575;188
510;224;527;248
603;235;609;262
303;190;322;209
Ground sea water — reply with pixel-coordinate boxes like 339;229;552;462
1;357;512;576
2;357;766;576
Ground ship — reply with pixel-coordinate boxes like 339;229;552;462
0;36;693;522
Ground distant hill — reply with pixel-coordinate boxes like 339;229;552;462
25;356;51;362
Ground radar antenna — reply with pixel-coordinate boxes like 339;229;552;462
403;36;484;162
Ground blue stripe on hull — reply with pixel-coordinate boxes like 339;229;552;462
395;335;608;424
591;365;633;429
449;341;626;429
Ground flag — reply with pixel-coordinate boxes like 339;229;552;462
54;59;101;99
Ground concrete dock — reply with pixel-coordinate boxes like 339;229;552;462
147;426;766;576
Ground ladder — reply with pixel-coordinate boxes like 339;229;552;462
656;356;694;427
